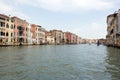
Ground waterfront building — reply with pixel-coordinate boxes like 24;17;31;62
50;30;64;44
37;25;46;44
71;33;78;44
63;32;67;44
46;32;55;44
31;24;37;44
45;31;49;44
36;25;40;44
27;23;33;44
78;37;83;44
98;39;106;45
12;16;27;45
65;32;79;44
0;14;14;45
0;13;82;46
46;36;55;44
106;9;120;47
65;32;72;44
106;13;117;46
79;38;86;44
71;33;74;44
41;28;46;44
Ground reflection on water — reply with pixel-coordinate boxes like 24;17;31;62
0;45;120;80
105;47;120;80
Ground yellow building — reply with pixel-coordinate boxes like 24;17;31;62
0;14;14;45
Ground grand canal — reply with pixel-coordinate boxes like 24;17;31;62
0;44;120;80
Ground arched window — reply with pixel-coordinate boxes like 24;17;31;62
11;24;13;29
6;23;9;28
14;25;16;29
11;33;13;37
1;32;5;36
6;32;9;36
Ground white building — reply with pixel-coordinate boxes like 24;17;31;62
37;25;45;44
46;35;55;44
27;23;32;44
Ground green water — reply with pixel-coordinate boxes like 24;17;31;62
0;44;120;80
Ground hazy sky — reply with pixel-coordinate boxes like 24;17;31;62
0;0;120;39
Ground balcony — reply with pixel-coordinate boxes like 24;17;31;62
0;27;6;31
18;34;24;38
0;17;5;21
17;26;24;31
0;22;5;28
0;36;5;38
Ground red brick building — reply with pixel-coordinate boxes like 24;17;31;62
12;17;27;45
65;32;72;44
31;24;37;44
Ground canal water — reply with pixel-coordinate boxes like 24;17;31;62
0;44;120;80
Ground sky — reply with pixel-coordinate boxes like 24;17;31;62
0;0;120;39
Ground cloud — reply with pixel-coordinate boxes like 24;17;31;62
0;1;13;13
72;0;114;10
72;22;107;39
15;0;115;12
0;0;30;20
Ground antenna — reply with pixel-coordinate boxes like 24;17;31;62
9;14;11;17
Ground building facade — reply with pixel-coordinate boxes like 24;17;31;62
0;13;81;46
106;9;120;47
36;25;45;44
12;17;27;45
65;32;72;44
0;14;14;45
46;32;55;44
27;23;32;44
50;30;64;44
31;24;37;44
71;33;78;44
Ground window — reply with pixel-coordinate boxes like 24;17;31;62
110;29;114;34
0;39;2;42
11;18;14;22
11;24;13;29
6;23;9;28
1;32;5;36
7;19;9;21
6;39;8;42
11;33;13;37
18;26;24;31
14;25;16;29
2;23;5;27
0;22;5;27
6;32;9;36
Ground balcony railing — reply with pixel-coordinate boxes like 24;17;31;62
17;26;24;31
0;36;6;38
18;35;24;38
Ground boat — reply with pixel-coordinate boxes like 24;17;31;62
97;40;100;46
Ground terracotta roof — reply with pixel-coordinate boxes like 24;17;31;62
107;13;118;17
0;14;9;18
12;16;26;22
